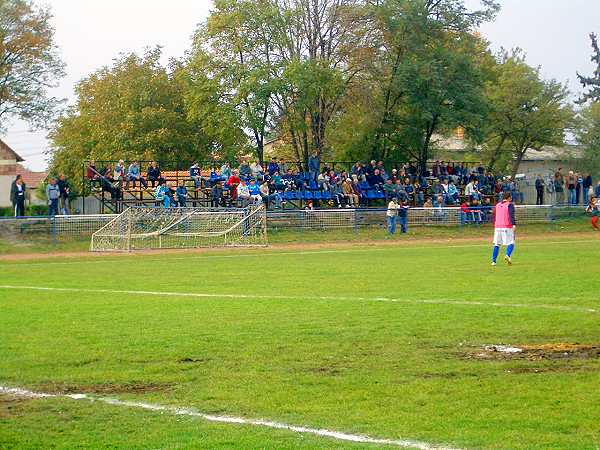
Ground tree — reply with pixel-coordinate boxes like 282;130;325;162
0;0;65;131
331;0;498;172
575;102;600;174
481;50;574;177
577;33;600;104
49;48;225;190
187;0;279;164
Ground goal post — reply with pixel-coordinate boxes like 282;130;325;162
90;205;267;252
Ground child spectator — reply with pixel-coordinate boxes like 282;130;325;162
155;180;172;208
236;180;251;206
176;180;188;207
46;178;60;216
211;182;224;207
248;179;262;204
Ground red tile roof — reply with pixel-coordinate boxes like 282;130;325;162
16;165;47;187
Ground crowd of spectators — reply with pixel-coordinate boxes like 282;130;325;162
84;157;600;211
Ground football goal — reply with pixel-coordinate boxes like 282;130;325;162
90;205;267;252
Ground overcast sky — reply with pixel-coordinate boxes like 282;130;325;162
3;0;600;172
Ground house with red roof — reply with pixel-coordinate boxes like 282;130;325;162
0;139;48;208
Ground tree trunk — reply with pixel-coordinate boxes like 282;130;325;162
486;135;507;172
511;149;526;179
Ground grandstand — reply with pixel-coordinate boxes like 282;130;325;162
82;159;525;214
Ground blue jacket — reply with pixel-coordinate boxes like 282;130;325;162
176;186;188;199
248;184;261;195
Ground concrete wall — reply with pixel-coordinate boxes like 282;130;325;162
0;175;13;207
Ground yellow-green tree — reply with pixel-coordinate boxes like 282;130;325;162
0;0;65;131
49;48;230;191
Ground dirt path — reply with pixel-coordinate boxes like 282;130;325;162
0;230;594;262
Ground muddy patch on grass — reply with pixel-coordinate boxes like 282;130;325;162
466;343;600;361
0;396;30;418
178;357;211;364
36;382;172;395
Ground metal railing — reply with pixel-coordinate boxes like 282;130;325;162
0;205;582;242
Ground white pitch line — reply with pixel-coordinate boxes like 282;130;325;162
0;385;461;450
0;285;597;315
0;239;593;268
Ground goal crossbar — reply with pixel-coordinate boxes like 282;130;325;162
90;205;267;252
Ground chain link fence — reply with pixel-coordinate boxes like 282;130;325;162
0;205;584;241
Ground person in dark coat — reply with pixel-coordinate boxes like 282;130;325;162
10;175;26;217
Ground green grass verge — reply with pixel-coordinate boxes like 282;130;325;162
0;216;594;255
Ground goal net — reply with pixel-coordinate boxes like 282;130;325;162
90;205;267;252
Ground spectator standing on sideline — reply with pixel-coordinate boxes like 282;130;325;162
583;173;593;205
10;175;26;217
57;174;70;215
46;178;60;216
176;181;188;207
535;174;545;205
566;171;576;205
576;172;584;205
386;197;400;234
554;172;565;205
398;199;409;233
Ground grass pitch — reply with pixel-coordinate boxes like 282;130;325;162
1;230;600;449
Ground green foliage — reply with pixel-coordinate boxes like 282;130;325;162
331;0;497;169
575;102;600;175
481;49;574;176
49;48;223;190
186;0;282;163
578;33;600;104
0;0;65;131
